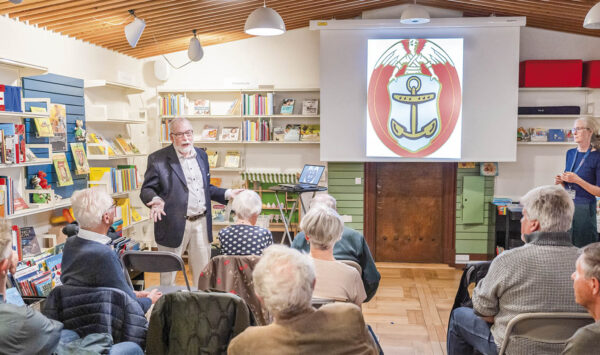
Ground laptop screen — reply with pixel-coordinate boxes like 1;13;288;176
298;165;325;185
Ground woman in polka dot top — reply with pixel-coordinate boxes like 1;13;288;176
219;190;273;255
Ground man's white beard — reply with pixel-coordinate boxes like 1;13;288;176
175;143;194;155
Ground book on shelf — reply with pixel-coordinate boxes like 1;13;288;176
206;150;218;168
300;124;320;142
161;122;172;142
160;94;188;116
529;128;548;142
87;132;116;156
70;142;90;175
243;118;271;141
33;114;54;137
114;135;134;154
128;141;141;154
302;99;319;115
212;203;226;222
89;166;139;194
223;151;241;168
220;127;240;141
0;176;14;216
13;191;29;212
280;98;295;114
130;206;142;222
201;125;218;141
242;93;273;116
284;124;301;142
273;126;285;142
20;226;41;257
210;177;222;187
52;153;73;186
194;99;210;115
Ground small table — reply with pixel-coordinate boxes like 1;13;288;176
269;185;328;245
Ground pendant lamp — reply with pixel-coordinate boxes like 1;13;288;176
400;1;430;24
188;30;204;62
584;2;600;29
245;0;285;36
124;10;146;48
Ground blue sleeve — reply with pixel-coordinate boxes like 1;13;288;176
291;232;310;253
596;154;600;186
140;153;160;206
565;149;573;172
359;236;381;302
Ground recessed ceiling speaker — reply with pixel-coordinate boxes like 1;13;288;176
153;59;170;81
9;0;24;3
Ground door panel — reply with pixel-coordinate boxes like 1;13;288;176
462;176;485;224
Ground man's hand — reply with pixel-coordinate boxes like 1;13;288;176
135;290;149;298
480;315;495;323
146;198;166;222
147;289;162;304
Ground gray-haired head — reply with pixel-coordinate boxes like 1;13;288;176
575;117;600;150
71;187;114;230
299;205;344;250
309;193;336;210
232;190;262;221
580;242;600;281
253;245;315;318
168;117;192;133
520;185;574;233
0;220;12;262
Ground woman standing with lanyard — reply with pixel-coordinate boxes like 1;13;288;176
555;117;600;247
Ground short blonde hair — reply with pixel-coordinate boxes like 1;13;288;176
253;245;315;318
71;187;114;230
232;190;262;221
575;117;600;149
299;205;344;250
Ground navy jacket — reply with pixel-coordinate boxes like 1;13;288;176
140;145;227;248
60;235;152;312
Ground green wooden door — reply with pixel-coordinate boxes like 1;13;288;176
462;176;485;224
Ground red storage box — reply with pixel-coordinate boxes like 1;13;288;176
519;60;583;87
584;61;600;88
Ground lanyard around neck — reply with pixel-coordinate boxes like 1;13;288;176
569;146;592;174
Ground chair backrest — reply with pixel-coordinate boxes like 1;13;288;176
498;312;594;355
43;285;148;347
311;297;338;309
146;291;252;355
339;259;362;275
121;251;190;291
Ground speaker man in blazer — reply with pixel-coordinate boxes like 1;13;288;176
140;117;241;287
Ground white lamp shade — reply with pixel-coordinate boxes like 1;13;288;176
244;6;286;36
584;2;600;29
400;5;430;24
124;17;146;48
188;36;204;62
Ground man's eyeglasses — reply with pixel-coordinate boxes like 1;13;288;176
104;201;117;215
171;130;194;138
572;127;590;134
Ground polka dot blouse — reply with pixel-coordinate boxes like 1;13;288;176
218;224;273;256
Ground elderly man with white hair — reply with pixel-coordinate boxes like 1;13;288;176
447;185;584;355
61;187;162;313
227;245;377;355
292;193;380;301
300;205;366;306
218;190;272;255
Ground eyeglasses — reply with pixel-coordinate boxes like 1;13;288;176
171;130;194;138
572;127;590;133
104;201;117;215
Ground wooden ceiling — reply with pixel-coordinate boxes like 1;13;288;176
1;0;599;59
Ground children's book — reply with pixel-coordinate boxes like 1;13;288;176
52;153;73;186
284;124;301;142
220;127;240;141
130;207;142;222
194;99;210;115
206;150;218;168
70;142;90;175
280;99;295;115
33;115;54;137
114;135;133;154
201;125;218;141
273;126;286;141
302;99;319;115
224;151;241;168
212;204;226;222
300;124;320;142
20;226;41;257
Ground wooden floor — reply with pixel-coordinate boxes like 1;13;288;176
145;262;462;355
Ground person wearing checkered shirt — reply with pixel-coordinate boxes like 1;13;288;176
447;185;586;355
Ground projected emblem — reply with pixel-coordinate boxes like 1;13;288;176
368;39;462;157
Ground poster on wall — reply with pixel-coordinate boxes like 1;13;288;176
367;38;464;159
48;103;67;152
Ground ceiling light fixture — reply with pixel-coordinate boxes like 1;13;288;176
188;30;204;62
244;0;286;36
9;0;24;4
124;10;146;48
584;2;600;29
400;0;430;25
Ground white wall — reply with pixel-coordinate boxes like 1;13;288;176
495;27;600;200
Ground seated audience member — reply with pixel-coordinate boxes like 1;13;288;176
61;187;162;313
447;185;584;355
0;221;63;354
563;242;600;354
292;193;380;301
300;205;366;306
227;245;377;355
219;190;273;255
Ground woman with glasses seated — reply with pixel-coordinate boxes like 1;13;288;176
218;190;273;256
556;117;600;247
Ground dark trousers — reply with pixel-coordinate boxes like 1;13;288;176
571;202;598;248
447;307;498;355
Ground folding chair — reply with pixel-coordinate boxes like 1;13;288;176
498;312;594;355
121;250;194;294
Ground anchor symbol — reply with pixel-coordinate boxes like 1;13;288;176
390;76;438;140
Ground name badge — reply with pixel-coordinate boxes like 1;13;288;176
566;188;576;200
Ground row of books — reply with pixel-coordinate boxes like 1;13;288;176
87;132;141;157
0;123;27;164
89;166;139;194
242;93;274;116
159;95;240;116
111;197;144;230
279;98;319;115
243;118;271;141
206;150;241;168
517;127;575;142
0;176;29;217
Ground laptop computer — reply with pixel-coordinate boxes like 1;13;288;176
279;164;325;191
